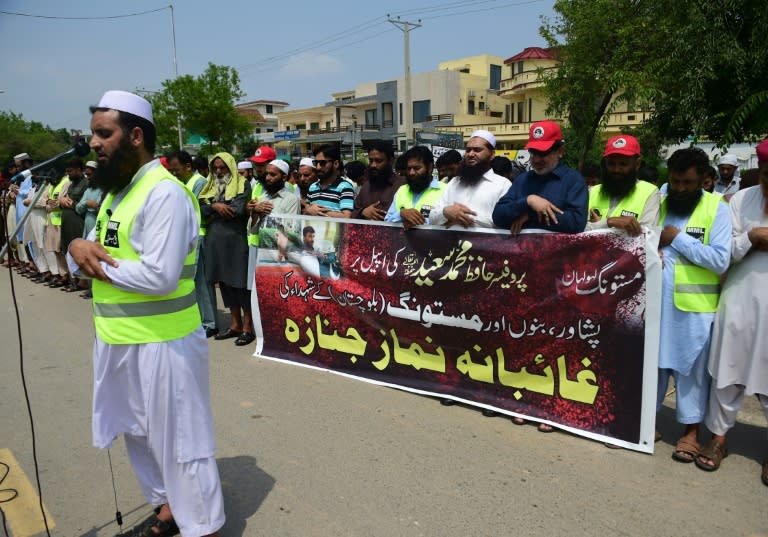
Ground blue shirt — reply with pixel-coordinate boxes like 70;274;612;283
492;163;587;233
658;200;731;375
14;175;33;240
384;178;444;224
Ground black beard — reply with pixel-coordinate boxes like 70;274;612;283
264;179;284;195
666;189;703;216
408;172;432;194
367;166;392;185
91;138;140;194
459;161;488;185
600;169;637;198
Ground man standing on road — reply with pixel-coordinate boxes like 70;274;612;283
697;139;768;480
586;135;660;236
385;145;445;229
303;144;355;218
67;90;224;537
714;153;740;197
656;147;731;464
352;140;405;221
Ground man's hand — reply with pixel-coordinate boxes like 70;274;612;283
443;203;476;228
86;199;99;209
659;225;680;247
23;198;31;206
527;194;563;225
607;215;642;236
362;201;387;221
212;202;235;219
303;203;330;217
589;208;602;223
59;195;74;209
68;238;118;283
748;226;768;251
509;213;529;235
400;208;425;230
248;200;273;216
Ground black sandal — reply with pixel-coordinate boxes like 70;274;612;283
235;332;255;346
117;513;179;537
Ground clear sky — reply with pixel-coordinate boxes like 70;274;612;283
0;0;555;132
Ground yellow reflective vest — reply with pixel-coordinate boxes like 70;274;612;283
659;191;723;312
92;166;201;344
49;176;69;226
393;182;446;221
588;180;658;220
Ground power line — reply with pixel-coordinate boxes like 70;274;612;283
0;6;167;20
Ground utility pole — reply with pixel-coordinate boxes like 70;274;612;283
387;15;421;151
169;4;183;150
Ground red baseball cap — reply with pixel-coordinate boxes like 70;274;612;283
604;135;641;157
525;121;563;152
251;146;276;164
756;139;768;163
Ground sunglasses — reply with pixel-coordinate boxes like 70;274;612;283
312;159;333;166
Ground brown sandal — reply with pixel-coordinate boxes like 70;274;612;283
672;436;700;463
695;439;728;471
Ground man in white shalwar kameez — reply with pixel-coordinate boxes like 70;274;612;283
697;140;768;485
67;91;224;537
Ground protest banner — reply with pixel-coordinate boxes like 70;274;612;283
253;216;660;453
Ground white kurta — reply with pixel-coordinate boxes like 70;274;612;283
67;160;216;462
428;169;510;228
708;185;768;395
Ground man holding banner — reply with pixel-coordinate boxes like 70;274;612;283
656;147;731;464
384;145;445;229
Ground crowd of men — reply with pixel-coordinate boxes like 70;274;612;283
1;88;767;535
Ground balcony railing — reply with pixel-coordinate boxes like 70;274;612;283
425;114;455;122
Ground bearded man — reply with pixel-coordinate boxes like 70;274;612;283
492;121;587;234
67;90;224;537
586;135;660;236
352;139;405;220
385;145;445;229
429;129;510;228
656;147;731;464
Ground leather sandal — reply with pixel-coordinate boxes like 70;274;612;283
214;328;241;340
116;513;179;537
672;436;700;463
695;439;728;471
235;332;256;346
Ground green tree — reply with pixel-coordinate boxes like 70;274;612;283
148;63;253;152
0;111;73;165
539;0;663;170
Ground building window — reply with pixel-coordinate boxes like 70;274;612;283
412;100;431;123
517;61;524;74
382;102;393;128
285;125;290;130
365;108;377;127
528;99;533;122
310;122;319;130
267;128;274;133
517;101;524;123
468;100;475;115
490;64;501;90
478;101;485;111
399;103;403;125
325;121;331;130
256;128;261;133
265;104;274;114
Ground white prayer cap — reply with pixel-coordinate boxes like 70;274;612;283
85;160;98;169
14;153;31;161
717;153;738;167
469;129;496;148
237;161;253;170
96;90;154;125
269;159;290;175
299;157;315;169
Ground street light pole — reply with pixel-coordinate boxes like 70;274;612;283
169;4;183;150
388;15;421;151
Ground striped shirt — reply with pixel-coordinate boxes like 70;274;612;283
307;176;356;212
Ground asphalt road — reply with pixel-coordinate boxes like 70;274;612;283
1;272;766;537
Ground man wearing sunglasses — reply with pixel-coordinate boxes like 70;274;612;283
303;144;355;218
492;120;587;234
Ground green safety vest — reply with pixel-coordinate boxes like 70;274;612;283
92;166;201;344
588;180;658;220
246;181;296;246
659;191;722;313
49;176;69;226
185;172;206;236
393;182;446;220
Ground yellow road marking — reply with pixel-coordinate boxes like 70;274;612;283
0;448;55;537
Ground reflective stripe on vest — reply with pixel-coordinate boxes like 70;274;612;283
92;165;201;344
393;183;446;220
49;176;69;226
184;173;206;237
588;180;658;220
659;191;722;312
247;181;265;247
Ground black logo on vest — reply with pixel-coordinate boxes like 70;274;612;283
104;220;120;248
420;205;433;218
686;226;705;243
620;210;638;218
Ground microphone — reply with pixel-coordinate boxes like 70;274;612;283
10;138;91;185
